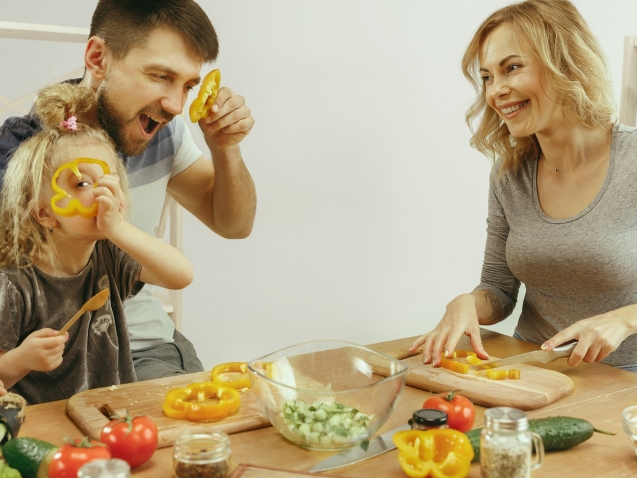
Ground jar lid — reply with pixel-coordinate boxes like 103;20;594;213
409;408;448;427
78;459;131;478
484;407;528;431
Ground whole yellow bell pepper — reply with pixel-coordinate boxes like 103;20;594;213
162;382;240;422
393;429;474;478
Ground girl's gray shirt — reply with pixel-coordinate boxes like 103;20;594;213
476;124;637;368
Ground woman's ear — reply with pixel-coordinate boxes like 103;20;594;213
32;204;58;231
84;36;109;86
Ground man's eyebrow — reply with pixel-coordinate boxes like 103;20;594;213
144;63;201;84
479;55;522;72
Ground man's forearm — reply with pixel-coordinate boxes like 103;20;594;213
208;144;257;238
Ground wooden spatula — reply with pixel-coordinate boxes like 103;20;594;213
57;289;110;336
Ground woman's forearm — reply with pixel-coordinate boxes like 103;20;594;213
472;289;504;325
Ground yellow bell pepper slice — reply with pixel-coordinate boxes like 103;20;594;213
439;359;469;375
485;369;508;380
393;429;474;478
51;158;110;218
450;350;476;359
189;69;221;122
162;381;240;421
508;369;521;380
211;362;251;389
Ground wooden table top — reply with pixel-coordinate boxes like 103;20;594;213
18;330;637;477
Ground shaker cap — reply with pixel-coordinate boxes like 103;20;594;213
484;407;528;431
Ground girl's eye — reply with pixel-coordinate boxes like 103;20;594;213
481;74;492;83
77;180;91;188
507;64;521;73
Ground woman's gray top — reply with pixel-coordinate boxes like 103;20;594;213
476;124;637;368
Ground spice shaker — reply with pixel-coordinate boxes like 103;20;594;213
77;459;131;478
173;427;232;478
480;407;544;478
408;409;448;430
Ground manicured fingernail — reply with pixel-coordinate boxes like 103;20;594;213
444;349;450;358
432;359;437;367
212;104;219;112
541;343;548;350
423;355;428;363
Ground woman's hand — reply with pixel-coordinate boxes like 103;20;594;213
0;379;6;396
541;304;637;366
409;293;490;365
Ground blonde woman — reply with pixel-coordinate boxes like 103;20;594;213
411;0;637;372
0;83;193;404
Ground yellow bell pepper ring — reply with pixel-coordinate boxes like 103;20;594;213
393;429;474;478
51;158;110;218
162;381;240;422
189;69;221;122
211;362;251;389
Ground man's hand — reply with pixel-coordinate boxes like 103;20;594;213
198;87;255;151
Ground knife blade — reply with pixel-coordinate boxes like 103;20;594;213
309;423;410;473
469;340;577;371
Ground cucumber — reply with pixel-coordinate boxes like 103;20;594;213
466;416;613;462
2;437;57;478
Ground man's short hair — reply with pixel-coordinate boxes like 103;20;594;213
90;0;219;63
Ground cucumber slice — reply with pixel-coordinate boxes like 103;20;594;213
279;399;374;447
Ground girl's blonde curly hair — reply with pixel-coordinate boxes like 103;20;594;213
461;0;616;175
0;83;129;269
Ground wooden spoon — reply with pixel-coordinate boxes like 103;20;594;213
57;288;110;336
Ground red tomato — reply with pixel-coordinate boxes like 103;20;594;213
423;391;475;432
100;412;158;468
48;438;111;478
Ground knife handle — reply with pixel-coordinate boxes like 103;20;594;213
547;341;577;361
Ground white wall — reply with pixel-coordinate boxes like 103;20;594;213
1;1;635;368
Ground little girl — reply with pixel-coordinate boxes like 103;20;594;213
0;83;193;404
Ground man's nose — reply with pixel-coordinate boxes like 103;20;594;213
161;86;187;116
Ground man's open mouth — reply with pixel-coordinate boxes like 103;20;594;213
139;114;163;136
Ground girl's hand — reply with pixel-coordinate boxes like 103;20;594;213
18;328;68;373
93;174;124;232
541;305;637;366
409;293;489;365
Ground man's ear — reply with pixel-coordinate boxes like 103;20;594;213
84;36;109;86
32;204;58;231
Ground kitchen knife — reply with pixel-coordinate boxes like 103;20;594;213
309;423;411;473
469;340;577;371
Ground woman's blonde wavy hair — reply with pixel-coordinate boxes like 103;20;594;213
462;0;616;174
0;83;129;269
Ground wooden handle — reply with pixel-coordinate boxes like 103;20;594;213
57;307;86;336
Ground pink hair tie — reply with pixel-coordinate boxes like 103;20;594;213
60;116;78;131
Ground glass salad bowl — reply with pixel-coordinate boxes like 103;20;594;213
247;340;408;451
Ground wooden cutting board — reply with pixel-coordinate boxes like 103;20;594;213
368;336;573;410
400;354;573;410
66;371;271;449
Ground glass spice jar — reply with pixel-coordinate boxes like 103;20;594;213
408;408;448;430
480;407;544;478
173;428;232;478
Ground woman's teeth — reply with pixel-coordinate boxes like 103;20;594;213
501;101;528;115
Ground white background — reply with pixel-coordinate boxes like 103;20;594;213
1;1;635;368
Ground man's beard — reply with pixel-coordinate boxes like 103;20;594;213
97;83;174;157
